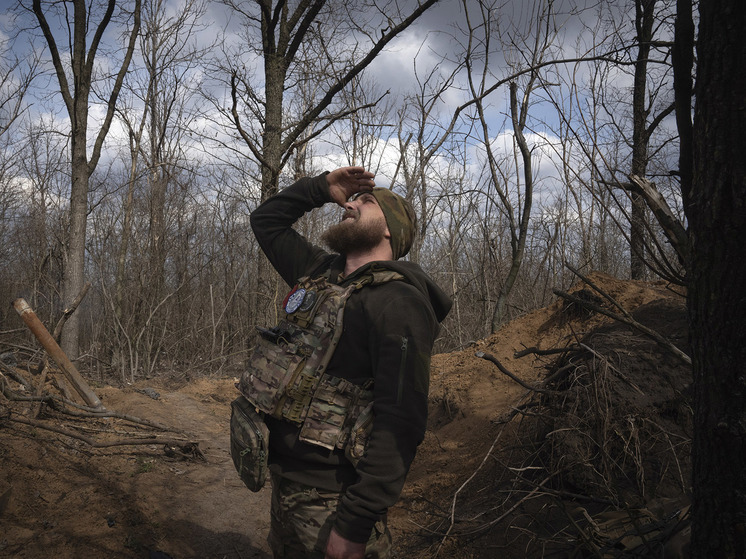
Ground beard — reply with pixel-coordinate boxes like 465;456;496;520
321;213;388;255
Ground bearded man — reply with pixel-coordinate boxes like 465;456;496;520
245;166;451;559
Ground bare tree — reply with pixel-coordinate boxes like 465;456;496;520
29;0;141;358
221;0;439;201
537;0;684;284
583;0;681;281
394;47;462;265
328;74;397;176
107;0;207;378
0;31;42;326
16;118;69;319
461;0;558;330
628;0;675;279
139;0;207;297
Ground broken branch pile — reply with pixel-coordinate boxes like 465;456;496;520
1;298;201;460
417;269;692;558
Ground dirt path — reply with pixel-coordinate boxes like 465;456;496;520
1;378;272;559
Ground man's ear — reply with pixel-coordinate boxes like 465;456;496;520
384;226;391;240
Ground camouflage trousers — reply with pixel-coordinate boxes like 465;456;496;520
268;471;392;559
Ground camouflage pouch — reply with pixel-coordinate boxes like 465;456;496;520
344;400;374;466
230;395;270;492
297;373;373;451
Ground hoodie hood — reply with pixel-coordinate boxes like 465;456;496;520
345;259;452;323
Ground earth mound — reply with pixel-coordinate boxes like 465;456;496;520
394;271;691;558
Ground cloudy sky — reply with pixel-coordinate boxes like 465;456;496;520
4;0;676;209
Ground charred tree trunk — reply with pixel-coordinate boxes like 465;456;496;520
688;0;746;555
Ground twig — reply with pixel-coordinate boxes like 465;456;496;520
565;264;631;316
64;423;158;437
2;389;177;432
514;345;580;358
476;351;557;395
562;505;604;557
436;423;509;555
406;516;446;535
53;282;91;343
541;362;578;387
6;414;195;450
434;404;531;556
506;402;541;418
642;417;689;491
579;343;645;395
0;367;32;391
552;289;691;365
505;465;617;507
454;473;556;537
50;406;176;431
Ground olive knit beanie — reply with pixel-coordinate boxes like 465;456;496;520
368;187;416;260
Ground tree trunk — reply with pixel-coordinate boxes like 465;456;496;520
33;0;141;359
61;132;89;358
629;0;656;280
688;0;746;555
491;81;533;332
115;134;142;321
261;51;286;202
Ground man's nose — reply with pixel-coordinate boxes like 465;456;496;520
344;199;357;211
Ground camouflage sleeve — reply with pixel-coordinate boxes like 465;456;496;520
249;173;334;286
332;282;438;543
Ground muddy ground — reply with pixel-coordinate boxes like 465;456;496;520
0;272;691;558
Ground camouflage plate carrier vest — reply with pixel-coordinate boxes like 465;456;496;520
237;268;405;461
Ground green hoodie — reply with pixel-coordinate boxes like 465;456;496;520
250;172;452;543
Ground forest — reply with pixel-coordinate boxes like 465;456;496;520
0;0;744;557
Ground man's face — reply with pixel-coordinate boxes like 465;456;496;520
321;193;390;255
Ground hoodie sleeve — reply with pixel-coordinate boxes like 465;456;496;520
249;173;334;286
332;281;438;542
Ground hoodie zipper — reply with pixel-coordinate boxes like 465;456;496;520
397;336;409;405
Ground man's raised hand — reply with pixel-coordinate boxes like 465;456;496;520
326;167;376;207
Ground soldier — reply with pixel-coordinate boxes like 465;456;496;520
242;166;451;559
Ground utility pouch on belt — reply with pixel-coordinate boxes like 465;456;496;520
236;268;405;463
230;395;270;492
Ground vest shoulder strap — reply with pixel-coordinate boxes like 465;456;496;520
347;267;407;290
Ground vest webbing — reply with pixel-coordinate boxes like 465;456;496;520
238;268;405;450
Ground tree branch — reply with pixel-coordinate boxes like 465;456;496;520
552;287;691;365
6;414;198;452
476;351;557;395
89;0;142;173
627;174;690;268
282;0;439;155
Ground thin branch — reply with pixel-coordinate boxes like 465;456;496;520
514;345;580;358
579;343;645;395
476;351;557;395
6;414;197;451
2;389;177;432
552;287;691;365
52;281;91;343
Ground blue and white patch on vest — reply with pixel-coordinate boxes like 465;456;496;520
285;287;306;314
